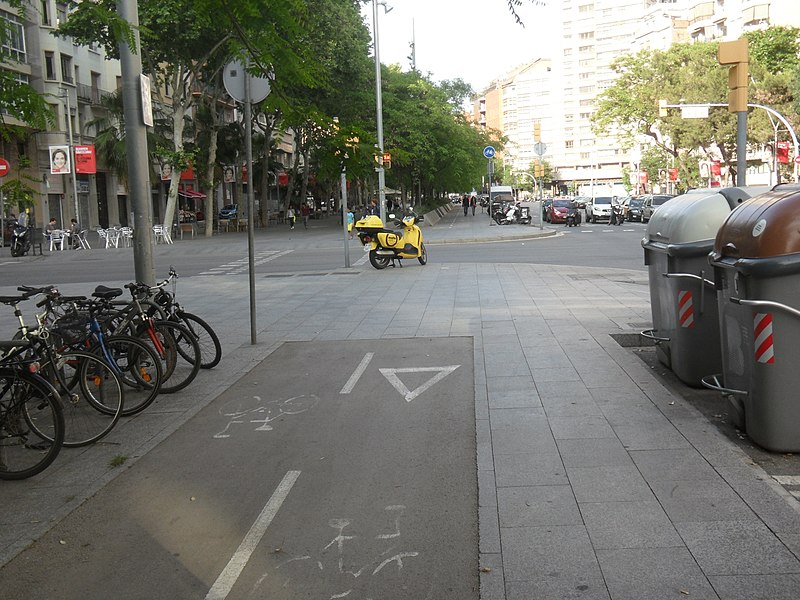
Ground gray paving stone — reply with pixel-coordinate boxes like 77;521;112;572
501;525;603;584
506;575;610;599
677;520;800;576
495;452;568;487
479;469;498;507
597;547;719;600
612;421;691;451
631;448;719;482
567;465;655;503
579;500;684;549
709;574;800;600
549;415;617;440
541;396;605;417
534;380;594;401
557;438;634;468
650;479;759;523
479;553;506;600
480;504;502;554
529;366;581;383
487;375;535;392
498;485;580;528
488;388;542;409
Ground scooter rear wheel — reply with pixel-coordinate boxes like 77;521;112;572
418;243;427;265
369;250;390;270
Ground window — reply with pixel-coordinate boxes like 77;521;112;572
579;32;594;39
60;53;73;83
56;4;67;26
579;85;595;94
580;112;592;119
579;4;594;12
579;45;594;53
44;51;56;80
40;0;53;26
580;152;591;160
565;141;574;148
1;10;26;62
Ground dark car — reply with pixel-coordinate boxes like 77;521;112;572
218;204;238;220
546;198;573;224
625;196;647;222
641;194;675;222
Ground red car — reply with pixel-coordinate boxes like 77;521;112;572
546;199;573;224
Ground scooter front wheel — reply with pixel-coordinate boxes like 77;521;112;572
10;245;22;257
369;250;390;270
418;243;427;265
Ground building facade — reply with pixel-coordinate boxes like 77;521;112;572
472;0;800;196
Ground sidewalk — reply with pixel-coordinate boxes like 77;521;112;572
1;206;799;599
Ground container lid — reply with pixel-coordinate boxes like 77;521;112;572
713;187;800;259
644;187;765;246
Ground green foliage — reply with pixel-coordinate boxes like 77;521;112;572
0;157;40;211
745;27;800;74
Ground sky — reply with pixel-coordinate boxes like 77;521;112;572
361;0;556;92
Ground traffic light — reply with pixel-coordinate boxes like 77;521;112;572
658;99;668;118
534;161;544;177
533;121;541;142
718;39;749;113
383;152;391;169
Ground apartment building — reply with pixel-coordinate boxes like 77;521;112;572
473;0;800;195
0;1;130;230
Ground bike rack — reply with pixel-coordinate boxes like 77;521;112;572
700;373;748;396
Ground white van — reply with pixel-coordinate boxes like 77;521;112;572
489;185;514;202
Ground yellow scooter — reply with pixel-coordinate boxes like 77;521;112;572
355;211;427;269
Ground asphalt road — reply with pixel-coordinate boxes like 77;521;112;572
0;338;478;599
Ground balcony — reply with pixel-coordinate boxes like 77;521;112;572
76;83;110;105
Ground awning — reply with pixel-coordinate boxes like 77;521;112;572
178;190;206;198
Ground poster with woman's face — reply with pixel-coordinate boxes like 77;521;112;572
49;145;71;174
160;163;173;180
223;166;236;183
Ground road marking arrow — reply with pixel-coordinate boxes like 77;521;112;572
379;366;460;402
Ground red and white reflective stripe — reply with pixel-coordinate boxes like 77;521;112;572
678;290;694;328
754;312;775;364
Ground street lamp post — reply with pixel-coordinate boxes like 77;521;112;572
58;89;80;225
372;0;392;223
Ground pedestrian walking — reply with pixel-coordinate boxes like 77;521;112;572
347;209;355;239
287;206;296;229
369;199;380;216
301;204;311;229
462;194;469;216
470;195;477;216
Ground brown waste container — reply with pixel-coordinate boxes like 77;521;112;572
706;184;800;452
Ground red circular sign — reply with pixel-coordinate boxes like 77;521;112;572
794;155;800;165
0;158;9;177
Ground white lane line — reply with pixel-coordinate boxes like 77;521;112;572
340;352;374;394
206;470;301;600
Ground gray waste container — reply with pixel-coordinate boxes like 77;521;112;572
641;187;767;386
707;184;800;452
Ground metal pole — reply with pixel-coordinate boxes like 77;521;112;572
62;92;80;225
117;0;155;285
342;167;350;268
736;111;747;185
373;0;387;223
244;68;257;345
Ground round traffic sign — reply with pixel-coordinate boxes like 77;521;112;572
794;155;800;165
483;146;496;159
223;60;271;104
0;158;9;177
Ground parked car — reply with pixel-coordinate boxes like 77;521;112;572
218;204;238;220
641;194;675;222
625;196;647;222
585;196;613;223
546;198;573;224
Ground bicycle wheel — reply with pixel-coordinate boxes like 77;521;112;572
47;350;125;447
175;312;221;369
0;368;64;480
137;320;200;394
96;335;163;416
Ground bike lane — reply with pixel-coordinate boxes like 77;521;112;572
0;337;478;599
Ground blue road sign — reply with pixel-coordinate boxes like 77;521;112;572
483;146;496;159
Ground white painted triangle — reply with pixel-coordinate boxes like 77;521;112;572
379;365;460;402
